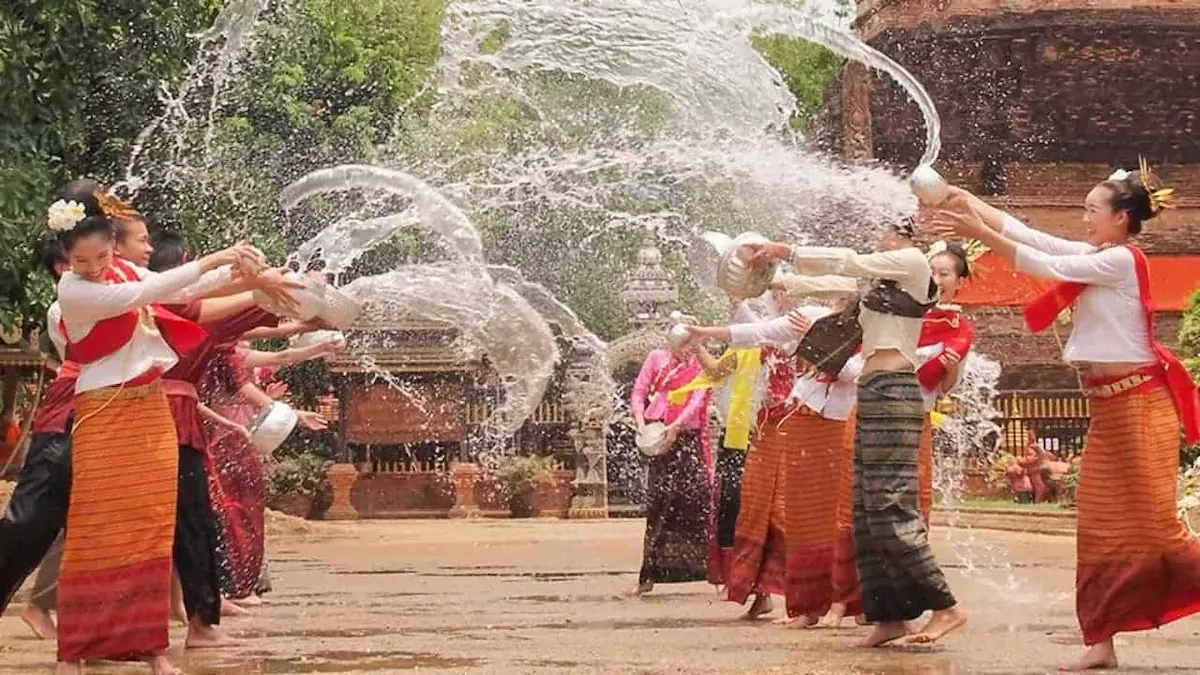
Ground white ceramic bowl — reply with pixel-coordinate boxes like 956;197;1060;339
249;401;299;454
716;232;776;300
636;422;670;458
910;164;950;206
254;272;326;321
318;285;363;330
666;323;691;350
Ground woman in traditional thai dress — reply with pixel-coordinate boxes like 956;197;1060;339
628;340;713;595
684;276;858;623
930;164;1200;671
749;217;966;647
49;199;256;675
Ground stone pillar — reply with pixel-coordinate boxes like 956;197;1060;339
448;462;483;518
324;463;360;520
561;339;613;519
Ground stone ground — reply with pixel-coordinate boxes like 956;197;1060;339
3;519;1200;675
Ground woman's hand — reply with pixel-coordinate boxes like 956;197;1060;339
296;410;329;431
251;268;305;313
264;381;290;400
926;206;989;241
319;338;346;356
938;350;963;367
786;310;813;336
742;241;792;270
663;423;680;450
235;424;255;446
199;244;258;273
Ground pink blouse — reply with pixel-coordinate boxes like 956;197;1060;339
630;348;708;430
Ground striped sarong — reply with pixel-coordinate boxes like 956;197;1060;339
853;371;955;623
831;407;861;615
918;415;934;525
782;409;846;619
725;419;789;603
639;430;712;584
1076;378;1200;644
57;382;178;662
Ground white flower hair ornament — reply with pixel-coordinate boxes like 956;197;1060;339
1108;169;1131;182
47;200;87;233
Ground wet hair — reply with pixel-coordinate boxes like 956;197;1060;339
58;214;114;252
34;233;68;280
1100;170;1161;235
148;230;189;271
932;242;971;279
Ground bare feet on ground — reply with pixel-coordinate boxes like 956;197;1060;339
744;593;773;619
903;606;967;644
54;662;82;675
185;620;239;649
147;654;182;675
221;597;250;617
777;614;818;629
818;603;845;628
20;605;56;639
858;621;910;648
234;594;263;606
624;581;653;597
1058;641;1119;671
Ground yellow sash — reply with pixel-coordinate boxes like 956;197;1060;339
668;348;761;450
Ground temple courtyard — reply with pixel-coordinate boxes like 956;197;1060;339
3;518;1199;675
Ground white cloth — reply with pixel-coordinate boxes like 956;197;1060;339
58;261;232;393
787;245;933;368
727;305;831;354
46;302;66;362
777;273;859;300
1003;215;1155;365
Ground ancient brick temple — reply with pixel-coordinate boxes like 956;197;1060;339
820;0;1200;389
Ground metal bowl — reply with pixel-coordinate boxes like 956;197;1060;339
715;232;776;300
249;401;299;454
910;164;950;206
293;330;345;349
318;285;363;330
254;272;326;321
636;422;671;458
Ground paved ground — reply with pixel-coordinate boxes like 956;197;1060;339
3;519;1199;675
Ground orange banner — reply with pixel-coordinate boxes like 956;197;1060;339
957;251;1200;311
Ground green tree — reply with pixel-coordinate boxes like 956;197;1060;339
1177;287;1200;467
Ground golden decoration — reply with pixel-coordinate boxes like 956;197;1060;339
1138;156;1176;215
94;188;141;222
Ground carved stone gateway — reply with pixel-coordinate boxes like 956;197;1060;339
563;339;614;519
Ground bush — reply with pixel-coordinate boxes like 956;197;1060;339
267;451;331;500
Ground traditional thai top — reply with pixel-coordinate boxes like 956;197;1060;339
57;259;231;393
31;302;78;435
787;246;935;369
1003;214;1155;365
630;348;708;430
915;305;975;410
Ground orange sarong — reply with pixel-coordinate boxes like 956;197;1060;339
57;382;178;662
782;409;846;619
830;407;861;615
725;415;789;603
1076;379;1200;645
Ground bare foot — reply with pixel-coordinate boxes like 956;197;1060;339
171;573;186;624
857;621;909;648
776;614;818;629
20;604;57;639
818;603;846;628
221;597;250;617
855;614;870;626
1058;641;1118;671
147;654;183;675
744;593;773;620
624;581;653;597
235;594;263;607
185;619;239;649
904;606;967;644
54;662;82;675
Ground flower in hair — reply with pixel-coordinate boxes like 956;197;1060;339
1108;169;1130;182
47;200;86;232
925;240;948;260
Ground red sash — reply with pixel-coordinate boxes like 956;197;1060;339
61;259;208;366
915;307;974;390
1023;245;1200;443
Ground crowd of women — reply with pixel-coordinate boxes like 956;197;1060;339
0;180;345;675
627;162;1200;671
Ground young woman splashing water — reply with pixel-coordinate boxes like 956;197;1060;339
749;217;967;647
930;163;1200;671
49;195;258;675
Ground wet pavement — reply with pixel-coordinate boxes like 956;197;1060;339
3;519;1199;674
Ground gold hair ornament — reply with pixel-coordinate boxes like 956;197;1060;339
1137;157;1176;215
94;188;141;222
